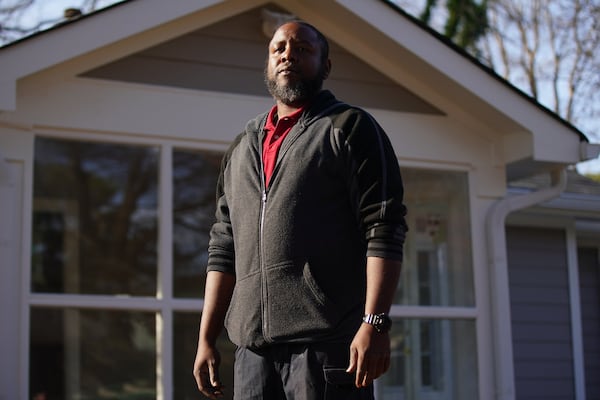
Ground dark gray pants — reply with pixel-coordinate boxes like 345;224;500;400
233;343;374;400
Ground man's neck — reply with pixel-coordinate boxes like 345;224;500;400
276;101;305;119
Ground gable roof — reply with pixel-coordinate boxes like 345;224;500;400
1;0;589;143
1;0;597;178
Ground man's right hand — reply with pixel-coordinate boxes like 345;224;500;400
193;343;224;399
193;271;236;398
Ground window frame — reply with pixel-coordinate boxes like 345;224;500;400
24;132;227;399
22;131;481;400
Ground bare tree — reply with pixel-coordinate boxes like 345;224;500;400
0;0;115;46
479;0;600;141
393;0;599;145
420;0;489;54
1;0;44;44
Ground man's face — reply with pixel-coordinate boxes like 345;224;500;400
265;22;330;106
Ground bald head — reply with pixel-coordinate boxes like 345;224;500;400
272;21;330;63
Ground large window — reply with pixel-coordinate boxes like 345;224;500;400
172;149;221;299
377;318;477;400
381;168;476;399
30;308;156;399
398;168;474;307
32;139;159;295
30;136;476;399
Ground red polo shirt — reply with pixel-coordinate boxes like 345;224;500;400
262;105;305;188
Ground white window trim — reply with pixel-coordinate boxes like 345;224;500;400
19;131;484;400
21;133;228;400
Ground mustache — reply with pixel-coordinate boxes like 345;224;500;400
277;64;299;74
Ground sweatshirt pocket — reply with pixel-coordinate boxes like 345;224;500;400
264;260;340;342
224;271;265;348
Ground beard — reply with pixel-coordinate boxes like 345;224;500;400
264;67;325;106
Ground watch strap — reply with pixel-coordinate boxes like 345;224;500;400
362;313;392;332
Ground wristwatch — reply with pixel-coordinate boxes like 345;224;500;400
362;313;392;333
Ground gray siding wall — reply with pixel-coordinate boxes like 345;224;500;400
506;227;574;400
81;6;441;114
578;247;600;400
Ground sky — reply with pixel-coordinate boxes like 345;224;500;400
4;0;599;174
0;0;124;43
390;0;600;174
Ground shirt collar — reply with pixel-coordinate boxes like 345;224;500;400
264;105;305;132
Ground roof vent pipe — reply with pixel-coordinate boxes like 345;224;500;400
64;8;83;20
485;168;567;400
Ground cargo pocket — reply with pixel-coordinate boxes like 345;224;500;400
323;368;373;400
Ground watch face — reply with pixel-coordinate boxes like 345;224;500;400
377;315;392;332
365;314;392;332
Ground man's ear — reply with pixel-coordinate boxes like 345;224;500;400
322;59;332;80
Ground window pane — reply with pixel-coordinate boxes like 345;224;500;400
398;169;474;306
173;312;236;400
32;137;158;295
173;149;222;298
30;307;156;399
377;318;478;400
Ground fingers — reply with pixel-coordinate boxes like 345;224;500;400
193;357;224;399
209;362;223;395
347;336;391;388
383;355;391;374
353;347;367;388
209;370;219;388
346;346;357;373
354;353;389;388
194;368;224;399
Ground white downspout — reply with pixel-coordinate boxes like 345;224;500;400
0;150;10;184
486;168;568;400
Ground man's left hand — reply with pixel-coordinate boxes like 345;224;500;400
346;322;391;388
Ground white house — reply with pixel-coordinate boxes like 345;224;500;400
0;1;598;399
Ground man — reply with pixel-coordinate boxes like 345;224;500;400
193;21;408;399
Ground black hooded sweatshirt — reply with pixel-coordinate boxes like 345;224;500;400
206;90;408;350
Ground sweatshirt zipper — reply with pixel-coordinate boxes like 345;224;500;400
258;123;271;343
255;100;347;344
257;115;307;343
259;188;269;341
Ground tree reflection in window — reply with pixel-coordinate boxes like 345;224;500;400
172;149;223;298
32;137;159;295
30;307;156;399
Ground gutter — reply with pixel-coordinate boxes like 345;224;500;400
0;150;11;185
485;168;567;400
580;142;600;161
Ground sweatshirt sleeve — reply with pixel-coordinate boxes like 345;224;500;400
342;108;408;261
206;145;236;275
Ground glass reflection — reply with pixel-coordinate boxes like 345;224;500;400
376;318;478;400
30;308;156;400
172;149;222;298
32;137;158;295
398;169;474;306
